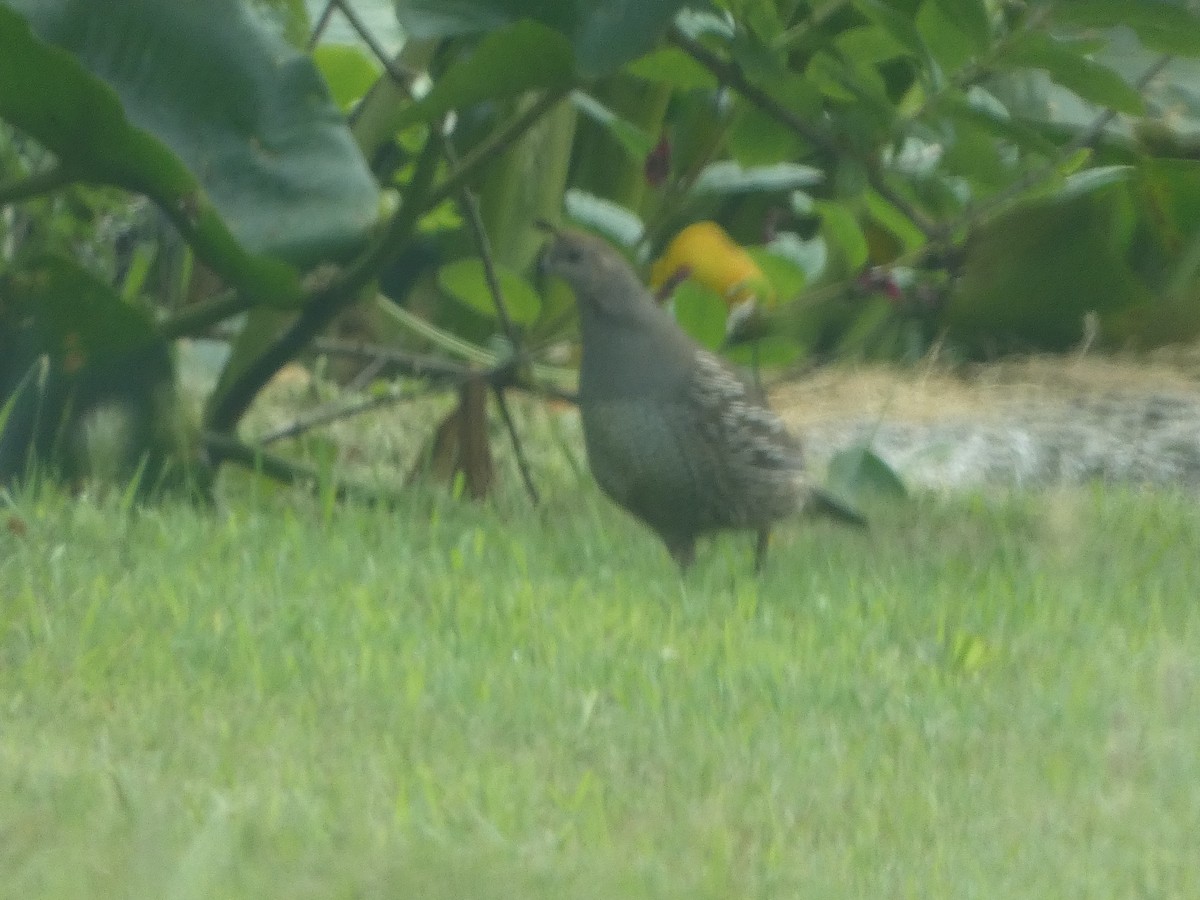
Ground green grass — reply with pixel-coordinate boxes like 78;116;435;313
1;479;1198;898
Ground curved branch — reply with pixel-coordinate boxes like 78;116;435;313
0;165;72;205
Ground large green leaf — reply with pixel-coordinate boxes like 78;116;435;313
6;254;159;361
931;0;989;54
570;91;656;162
437;258;542;326
2;0;379;269
394;0;694;76
1052;0;1200;57
0;7;303;305
1001;32;1145;116
391;21;574;133
626;48;718;90
671;280;728;350
826;444;907;502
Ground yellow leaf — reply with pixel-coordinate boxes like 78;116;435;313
650;221;775;309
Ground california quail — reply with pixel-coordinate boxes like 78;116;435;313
540;228;864;571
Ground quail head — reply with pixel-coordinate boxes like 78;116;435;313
540;227;863;571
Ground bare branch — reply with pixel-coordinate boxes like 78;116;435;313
0;165;72;205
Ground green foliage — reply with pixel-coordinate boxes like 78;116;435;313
390;22;575;134
437;257;542;326
394;0;698;75
2;0;378;268
7;0;1200;490
313;44;383;111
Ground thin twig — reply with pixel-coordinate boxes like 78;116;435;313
447;136;541;504
457;179;521;344
425;89;571;210
312;336;479;379
960;52;1174;230
202;431;408;507
258;384;433;445
0;165;72;205
306;0;336;50
204;130;443;433
491;385;541;505
344;352;389;392
331;0;405;81
669;26;941;239
158;289;248;340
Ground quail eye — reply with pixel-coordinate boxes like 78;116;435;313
562;246;582;264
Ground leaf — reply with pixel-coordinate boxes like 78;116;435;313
826;443;907;501
745;248;806;302
1053;0;1200;57
729;102;802;169
3;0;379;267
916;0;975;72
563;189;645;246
391;21;574;133
931;0;990;53
816;202;869;271
1052;165;1135;202
693;161;824;195
724;334;807;368
940;90;1061;158
949;191;1141;350
393;0;695;76
438;258;542;326
671;281;728;350
0;7;304;306
570;91;656;162
627;48;718;90
768;231;828;281
865;189;928;255
1001;32;1145;116
6;254;159;360
853;0;942;89
313;44;383;111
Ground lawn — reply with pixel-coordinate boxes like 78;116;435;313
1;479;1197;898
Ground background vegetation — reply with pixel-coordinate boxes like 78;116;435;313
4;0;1200;495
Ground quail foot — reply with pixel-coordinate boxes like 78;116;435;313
541;227;864;572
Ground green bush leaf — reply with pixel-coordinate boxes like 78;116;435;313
1001;32;1144;116
394;0;694;76
3;0;379;267
931;0;990;53
438;258;542;326
826;443;907;501
571;91;656;162
816;202;869;271
671;281;728;350
853;0;942;88
313;44;383;111
562;190;645;246
1053;0;1200;57
725;334;807;368
693;161;824;195
746;248;806;301
7;254;158;359
627;48;718;90
391;21;574;133
0;6;307;306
